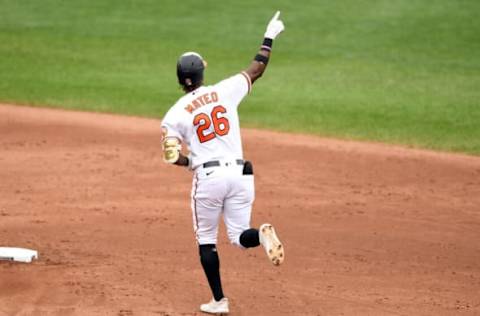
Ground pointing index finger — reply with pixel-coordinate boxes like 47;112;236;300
272;11;280;21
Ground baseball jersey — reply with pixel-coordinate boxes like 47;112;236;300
161;72;252;169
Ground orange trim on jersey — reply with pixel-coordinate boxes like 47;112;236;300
241;71;252;94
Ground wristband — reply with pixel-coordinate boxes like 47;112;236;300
261;38;273;52
254;54;269;65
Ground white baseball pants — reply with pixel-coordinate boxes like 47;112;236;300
191;161;254;246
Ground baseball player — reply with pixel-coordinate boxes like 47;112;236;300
161;11;285;314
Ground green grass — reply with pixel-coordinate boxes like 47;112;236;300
1;0;479;154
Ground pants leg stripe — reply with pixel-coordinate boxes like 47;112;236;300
193;173;199;240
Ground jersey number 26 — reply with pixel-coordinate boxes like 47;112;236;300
193;105;230;143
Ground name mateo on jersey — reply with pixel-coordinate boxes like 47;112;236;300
184;92;219;113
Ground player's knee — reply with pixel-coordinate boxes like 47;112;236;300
226;231;242;247
196;233;218;247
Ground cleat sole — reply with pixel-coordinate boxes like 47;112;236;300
259;224;284;266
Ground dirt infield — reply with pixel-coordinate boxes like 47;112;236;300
1;104;479;315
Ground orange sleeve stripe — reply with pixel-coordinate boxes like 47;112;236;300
241;71;252;94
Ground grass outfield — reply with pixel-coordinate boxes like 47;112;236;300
1;0;479;154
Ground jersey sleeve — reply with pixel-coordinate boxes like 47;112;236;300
215;71;252;107
161;106;185;141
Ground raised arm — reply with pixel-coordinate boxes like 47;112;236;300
245;11;285;83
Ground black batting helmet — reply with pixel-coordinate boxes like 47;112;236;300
176;52;205;88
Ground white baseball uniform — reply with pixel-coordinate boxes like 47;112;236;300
161;72;254;246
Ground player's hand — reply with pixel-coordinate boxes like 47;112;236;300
162;137;181;164
264;11;285;40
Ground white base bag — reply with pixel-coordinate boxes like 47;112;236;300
0;247;39;263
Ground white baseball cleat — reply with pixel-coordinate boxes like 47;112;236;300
259;223;284;266
200;297;229;314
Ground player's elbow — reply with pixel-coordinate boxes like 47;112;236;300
255;70;264;79
250;69;264;83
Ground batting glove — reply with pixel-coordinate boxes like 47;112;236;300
264;11;285;40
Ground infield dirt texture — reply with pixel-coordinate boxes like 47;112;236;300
1;104;480;315
1;0;480;315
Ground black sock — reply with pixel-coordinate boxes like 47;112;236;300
199;244;224;301
239;228;260;248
